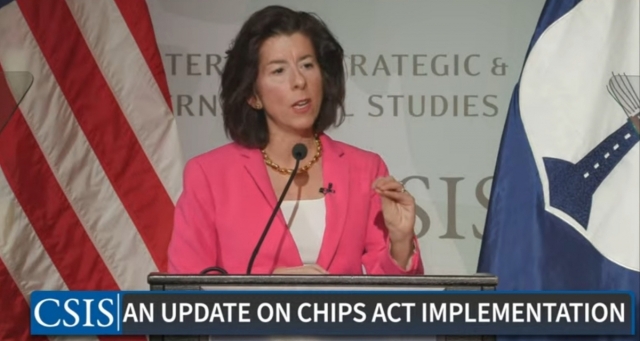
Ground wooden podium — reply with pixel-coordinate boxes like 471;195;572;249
148;273;498;341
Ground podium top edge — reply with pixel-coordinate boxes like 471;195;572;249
147;273;498;287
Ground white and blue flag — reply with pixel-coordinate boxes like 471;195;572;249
478;0;639;339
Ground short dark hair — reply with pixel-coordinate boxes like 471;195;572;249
220;5;346;149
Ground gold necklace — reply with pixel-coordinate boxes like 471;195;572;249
262;135;322;175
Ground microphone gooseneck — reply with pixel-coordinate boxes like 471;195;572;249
200;266;228;275
246;143;308;274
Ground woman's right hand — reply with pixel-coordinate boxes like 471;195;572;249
273;264;328;275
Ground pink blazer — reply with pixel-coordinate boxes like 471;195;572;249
167;134;424;275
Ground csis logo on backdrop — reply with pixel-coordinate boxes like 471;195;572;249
400;175;492;240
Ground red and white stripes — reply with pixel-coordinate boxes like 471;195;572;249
0;0;182;339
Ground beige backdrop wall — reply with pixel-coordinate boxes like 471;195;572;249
147;0;546;275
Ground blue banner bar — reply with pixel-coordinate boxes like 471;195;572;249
30;290;635;336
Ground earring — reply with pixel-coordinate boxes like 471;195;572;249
254;102;263;110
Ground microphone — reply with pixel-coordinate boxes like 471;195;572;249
319;182;334;194
246;143;308;274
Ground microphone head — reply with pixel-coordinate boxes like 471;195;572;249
292;143;308;160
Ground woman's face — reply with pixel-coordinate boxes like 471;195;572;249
250;32;323;137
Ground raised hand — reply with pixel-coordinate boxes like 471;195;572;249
372;176;416;268
372;176;416;242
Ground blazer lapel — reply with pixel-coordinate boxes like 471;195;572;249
238;138;350;271
316;134;349;269
241;147;278;210
240;147;302;270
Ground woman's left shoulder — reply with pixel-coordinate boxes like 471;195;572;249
321;134;386;166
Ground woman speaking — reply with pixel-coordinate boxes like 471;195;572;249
167;5;423;276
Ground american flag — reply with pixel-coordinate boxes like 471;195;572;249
0;0;183;339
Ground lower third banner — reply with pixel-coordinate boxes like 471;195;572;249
30;290;635;336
